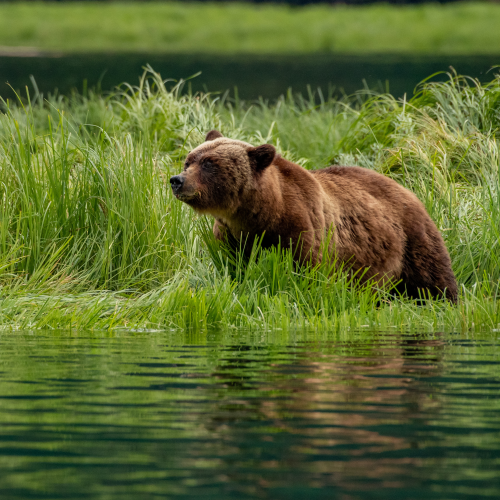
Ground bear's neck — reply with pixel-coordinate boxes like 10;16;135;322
221;164;285;239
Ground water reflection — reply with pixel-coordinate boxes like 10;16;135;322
0;330;498;499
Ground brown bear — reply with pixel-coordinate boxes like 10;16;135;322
170;130;458;302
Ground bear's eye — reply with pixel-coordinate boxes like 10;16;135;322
183;161;191;170
201;160;215;171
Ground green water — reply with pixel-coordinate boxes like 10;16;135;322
1;53;499;100
0;330;499;499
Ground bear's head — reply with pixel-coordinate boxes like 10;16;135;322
170;130;276;215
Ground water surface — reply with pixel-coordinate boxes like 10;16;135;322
0;329;499;499
1;53;499;100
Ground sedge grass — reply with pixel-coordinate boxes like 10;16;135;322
0;68;500;332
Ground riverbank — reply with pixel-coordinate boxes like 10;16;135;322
0;69;499;331
1;2;500;55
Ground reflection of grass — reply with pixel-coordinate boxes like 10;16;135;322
1;2;500;55
0;68;500;331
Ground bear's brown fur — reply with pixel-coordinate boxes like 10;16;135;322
170;130;458;302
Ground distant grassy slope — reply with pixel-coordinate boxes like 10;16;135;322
1;2;500;55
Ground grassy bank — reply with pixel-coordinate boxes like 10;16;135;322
0;68;499;332
1;2;500;55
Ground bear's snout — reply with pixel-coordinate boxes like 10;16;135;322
170;175;185;194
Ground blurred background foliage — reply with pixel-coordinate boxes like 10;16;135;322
2;1;499;55
3;0;494;4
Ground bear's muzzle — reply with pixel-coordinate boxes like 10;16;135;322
170;174;199;202
170;175;185;195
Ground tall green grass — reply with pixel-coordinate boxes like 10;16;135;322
0;68;499;332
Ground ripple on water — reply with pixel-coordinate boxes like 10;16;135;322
0;330;499;499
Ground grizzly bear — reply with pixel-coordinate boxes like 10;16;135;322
170;130;458;302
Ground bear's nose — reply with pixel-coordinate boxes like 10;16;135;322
170;175;184;192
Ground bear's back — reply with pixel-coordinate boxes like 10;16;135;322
312;165;421;213
311;165;435;235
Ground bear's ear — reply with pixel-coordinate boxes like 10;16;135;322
248;144;276;172
205;130;224;142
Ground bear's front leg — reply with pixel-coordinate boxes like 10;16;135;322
212;219;245;254
213;219;227;241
